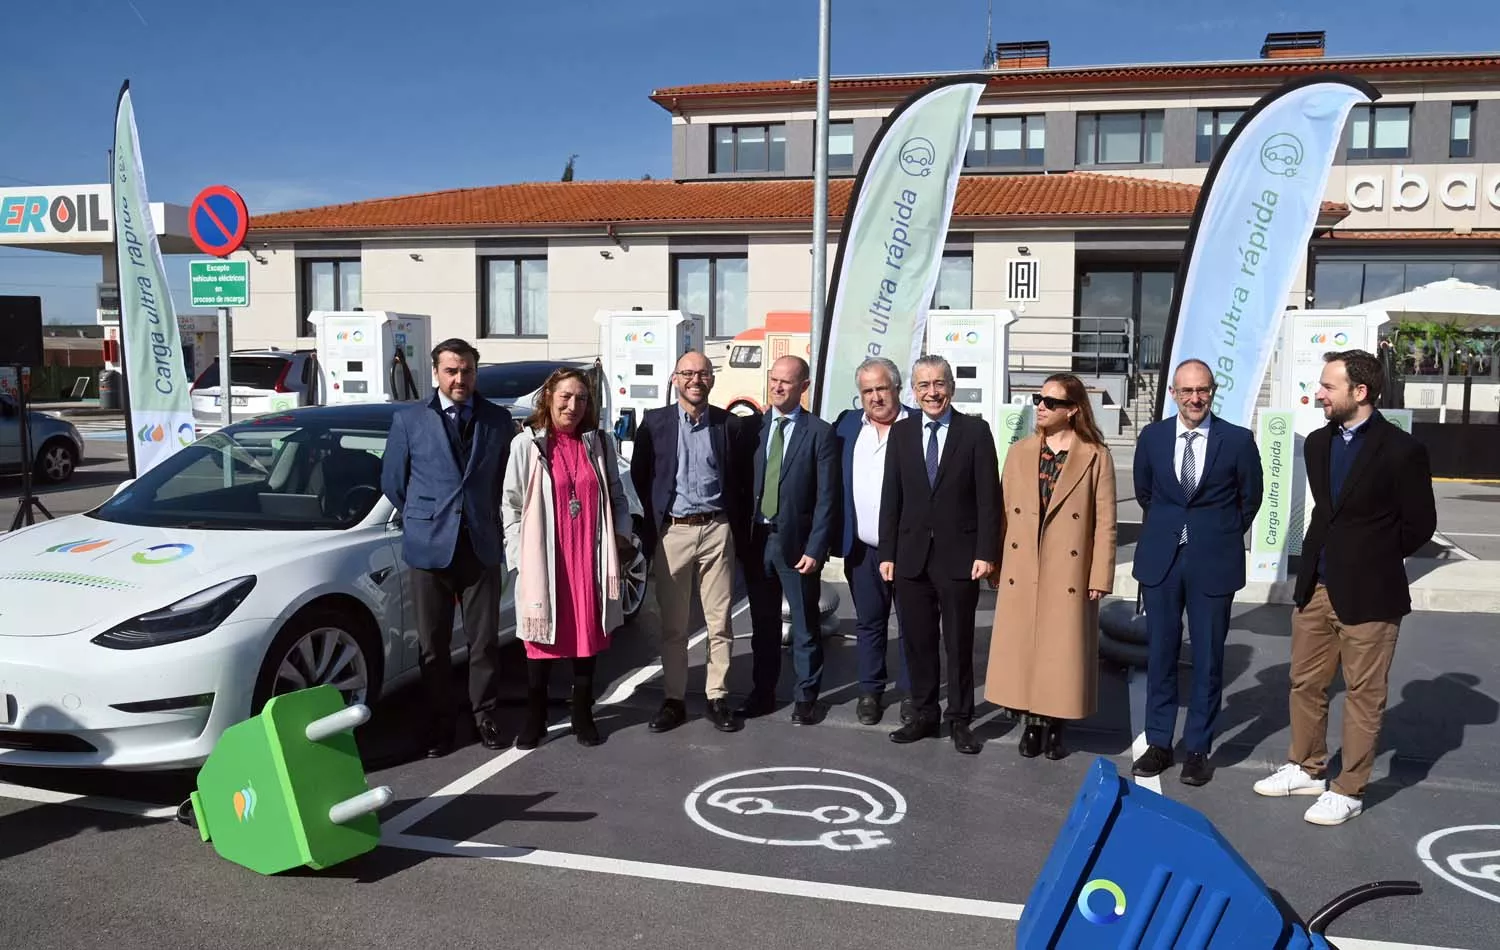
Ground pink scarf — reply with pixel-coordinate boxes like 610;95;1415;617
517;434;622;642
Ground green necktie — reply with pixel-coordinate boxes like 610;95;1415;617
761;417;787;520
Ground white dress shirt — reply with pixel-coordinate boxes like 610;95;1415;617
1174;414;1211;493
919;408;953;465
852;408;909;547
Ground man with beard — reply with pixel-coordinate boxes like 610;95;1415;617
1253;349;1435;826
630;350;757;734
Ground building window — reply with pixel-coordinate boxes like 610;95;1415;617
299;258;360;336
966;115;1045;168
1195;109;1245;163
828;121;855;172
1076;111;1164;165
931;253;973;310
1451;103;1475;159
481;257;547;337
672;255;748;338
1312;258;1500;309
713;124;787;173
1347;105;1411;160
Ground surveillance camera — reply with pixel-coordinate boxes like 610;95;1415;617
409;253;423;262
600;250;613;259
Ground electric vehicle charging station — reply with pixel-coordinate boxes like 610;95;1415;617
307;310;433;406
923;309;1018;444
595;309;705;460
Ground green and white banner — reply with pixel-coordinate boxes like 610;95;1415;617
1248;409;1297;582
813;76;985;420
113;82;194;474
994;403;1034;469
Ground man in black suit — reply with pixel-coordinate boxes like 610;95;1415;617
739;355;840;725
879;355;1000;754
630;350;757;734
381;338;514;757
1252;349;1436;827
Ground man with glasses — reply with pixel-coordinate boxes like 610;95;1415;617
833;357;916;725
1131;358;1263;786
878;355;999;754
630;350;757;734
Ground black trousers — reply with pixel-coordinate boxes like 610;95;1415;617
411;529;504;728
895;565;979;724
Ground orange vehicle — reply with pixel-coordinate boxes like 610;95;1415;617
708;310;813;416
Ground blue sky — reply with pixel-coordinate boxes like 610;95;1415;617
1;0;1495;323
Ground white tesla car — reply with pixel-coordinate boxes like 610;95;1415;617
0;403;649;771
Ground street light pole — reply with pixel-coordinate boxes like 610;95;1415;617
811;0;831;390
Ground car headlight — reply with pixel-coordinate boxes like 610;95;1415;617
91;576;257;650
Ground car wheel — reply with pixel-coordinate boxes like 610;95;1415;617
251;605;382;714
620;545;650;622
34;438;78;483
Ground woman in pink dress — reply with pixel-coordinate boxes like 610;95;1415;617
502;369;633;750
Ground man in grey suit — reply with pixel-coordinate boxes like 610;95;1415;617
381;338;514;757
738;355;840;725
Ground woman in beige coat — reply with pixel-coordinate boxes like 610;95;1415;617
984;372;1118;760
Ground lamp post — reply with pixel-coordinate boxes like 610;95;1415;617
811;0;831;387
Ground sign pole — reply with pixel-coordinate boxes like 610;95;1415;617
218;305;232;429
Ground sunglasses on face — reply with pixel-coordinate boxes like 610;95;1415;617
1032;393;1075;410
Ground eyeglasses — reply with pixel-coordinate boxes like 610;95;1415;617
1174;386;1214;398
1032;393;1075;410
675;371;714;381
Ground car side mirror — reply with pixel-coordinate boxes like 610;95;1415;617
111;478;135;496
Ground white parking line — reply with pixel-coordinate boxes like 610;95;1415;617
382;599;752;837
381;832;1470;949
0;781;179;820
1431;531;1479;561
384;830;1026;919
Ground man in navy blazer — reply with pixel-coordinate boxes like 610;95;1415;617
739;355;840;725
1131;358;1263;786
832;356;915;725
381;338;514;757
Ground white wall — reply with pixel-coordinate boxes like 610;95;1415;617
541;236;670;361
975;231;1075;372
224;245;297;350
361;241;478;349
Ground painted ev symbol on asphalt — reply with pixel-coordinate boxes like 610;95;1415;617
1418;824;1500;906
684;767;907;852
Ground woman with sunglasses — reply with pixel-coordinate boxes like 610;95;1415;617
502;368;634;750
982;373;1118;759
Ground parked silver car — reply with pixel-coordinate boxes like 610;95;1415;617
0;393;85;483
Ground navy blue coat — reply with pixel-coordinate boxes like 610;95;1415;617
753;408;841;566
628;403;757;561
1131;413;1263;595
831;405;918;558
380;394;514;571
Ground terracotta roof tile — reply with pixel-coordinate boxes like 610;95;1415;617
248;173;1345;235
650;55;1500;104
1326;229;1500;240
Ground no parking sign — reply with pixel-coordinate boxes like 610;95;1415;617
188;185;249;258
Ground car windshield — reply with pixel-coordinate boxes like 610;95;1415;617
476;363;573;399
193;356;292;391
90;417;389;531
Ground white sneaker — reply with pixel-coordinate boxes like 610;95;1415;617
1252;763;1325;797
1303;790;1363;826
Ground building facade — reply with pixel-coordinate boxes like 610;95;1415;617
237;30;1500;422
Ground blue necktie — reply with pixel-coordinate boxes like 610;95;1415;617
925;420;940;487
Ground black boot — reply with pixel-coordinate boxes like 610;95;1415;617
1018;723;1044;758
571;658;602;747
515;659;552;750
1043;718;1067;760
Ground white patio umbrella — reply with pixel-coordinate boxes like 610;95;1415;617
1354;277;1500;421
1358;277;1500;329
